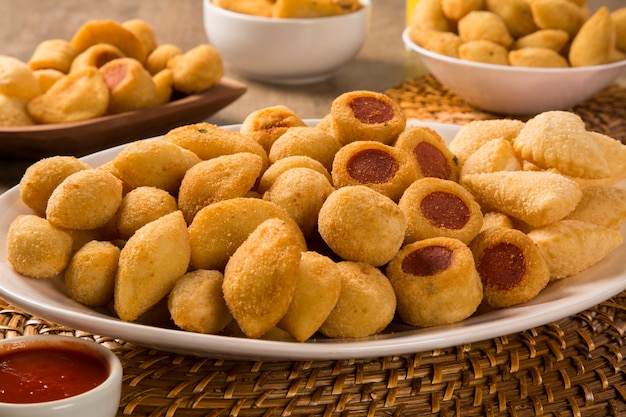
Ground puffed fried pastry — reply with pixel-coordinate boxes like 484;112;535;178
70;43;126;72
0;94;35;126
116;186;178;240
166;44;224;95
565;185;626;230
28;39;76;73
569;7;615;66
460;137;522;178
71;19;149;63
240;105;307;153
269;126;341;172
0;55;41;100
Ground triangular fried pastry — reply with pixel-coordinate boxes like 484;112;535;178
513;111;610;179
460;137;522;178
565;185;626;229
589;132;626;182
462;170;582;227
527;219;623;279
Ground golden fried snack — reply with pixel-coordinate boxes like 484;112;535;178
441;0;484;21
462;170;582;227
589;132;626;183
318;185;406;267
530;0;586;37
458;39;510;64
223;218;303;339
166;44;224;95
565;185;626;230
527;219;623;279
513;111;610;179
178;153;264;224
152;68;174;105
457;11;514;48
189;197;306;271
112;138;201;194
449;119;524;167
484;0;538;38
168;269;233;334
470;227;550;308
278;251;341;342
70;43;126;72
569;7;615;67
263;167;335;237
268;126;341;172
33;68;64;92
387;237;483;327
99;57;163;113
115;211;191;322
71;19;149;63
122;19;158;59
414;30;463;58
0;95;34;126
273;0;361;18
319;261;396;338
614;8;626;52
27;67;109;123
116;186;178;239
329;90;407;146
19;155;91;216
213;0;276;17
480;211;514;231
460;137;522;178
332;141;418;202
64;240;120;307
240;105;307;153
509;47;569;67
6;214;73;279
46;169;123;230
398;178;483;244
145;43;182;75
510;29;570;52
28;39;76;73
257;155;330;194
409;0;451;41
395;125;460;182
0;55;41;100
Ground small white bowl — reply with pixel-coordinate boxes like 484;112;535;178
402;28;626;116
203;0;371;85
0;335;122;417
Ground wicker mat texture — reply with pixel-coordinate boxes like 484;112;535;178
2;76;626;417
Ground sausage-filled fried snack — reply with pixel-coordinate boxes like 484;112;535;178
70;43;125;72
0;55;40;100
71;19;149;63
470;227;550;308
399;178;483;244
100;57;164;113
240;105;307;153
28;39;76;73
449;119;524;167
166;44;224;95
269;126;342;172
387;237;483;327
116;186;178;239
460;137;521;178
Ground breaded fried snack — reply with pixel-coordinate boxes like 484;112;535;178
46;169;123;230
64;240;120;307
484;0;538;38
409;0;451;43
269;126;342;172
329;90;406;145
27;67;109;123
319;261;396;338
168;269;233;334
530;0;586;37
19;155;91;216
278;251;342;342
480;211;514;231
318;185;406;267
569;7;615;67
257;155;330;194
166;44;224;94
565;185;626;230
240;105;307;153
33;68;65;93
589;132;626;183
460;137;522;178
470;227;550;308
511;29;570;52
223;218;303;339
273;0;361;18
458;11;514;48
6;214;73;279
0;95;35;126
116;186;178;240
332;141;418;202
449;119;524;167
459;40;510;65
0;55;41;100
613;8;626;52
122;19;158;59
28;39;76;73
71;19;149;63
99;57;163;113
415;30;463;58
213;0;276;17
509;47;569;67
70;43;126;72
145;43;182;75
441;0;484;21
398;178;483;244
387;237;483;327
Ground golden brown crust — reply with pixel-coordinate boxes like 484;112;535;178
115;186;178;240
28;39;76;73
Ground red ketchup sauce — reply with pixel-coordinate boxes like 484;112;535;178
0;346;109;404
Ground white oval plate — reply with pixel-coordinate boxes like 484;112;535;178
1;121;625;360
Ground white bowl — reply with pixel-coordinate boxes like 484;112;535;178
203;0;371;85
0;335;122;417
402;28;626;116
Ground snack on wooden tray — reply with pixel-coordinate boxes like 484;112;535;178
0;55;41;100
28;39;76;73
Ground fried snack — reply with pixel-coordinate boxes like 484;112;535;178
318;185;406;267
122;19;158;59
116;186;178;239
510;29;570;52
614;8;626;52
27;67;109;123
319;261;396;338
0;55;41;100
457;11;514;48
223;218;303;339
112;138;201;194
99;57;163;113
257;155;330;194
331;141;418;202
458;39;510;64
484;0;538;38
268;126;342;172
145;43;182;75
263;167;335;237
387;237;483;327
470;227;550;308
569;7;615;67
168;269;233;334
19;155;91;216
71;19;149;63
530;0;586;37
0;95;34;126
449;119;524;167
527;219;623;279
460;137;522;178
461;170;582;227
33;68;64;92
480;211;514;231
240;105;307;153
70;43;126;72
46;169;123;230
213;0;276;17
178;153;264;224
273;0;361;18
409;0;451;41
278;251;341;342
589;132;626;183
513;111;610;179
565;185;626;230
152;68;174;105
64;240;120;307
329;90;407;146
441;0;484;21
115;211;191;322
166;44;224;95
509;47;569;67
394;125;460;182
398;178;483;244
28;39;76;73
189;197;306;271
6;214;73;279
414;30;463;58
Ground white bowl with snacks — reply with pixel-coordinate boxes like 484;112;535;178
203;0;371;84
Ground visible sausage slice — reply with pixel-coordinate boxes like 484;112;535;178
349;96;395;124
420;191;470;230
414;141;452;179
346;148;399;184
401;245;455;276
476;242;526;291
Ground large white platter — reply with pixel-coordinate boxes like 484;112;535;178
1;121;625;361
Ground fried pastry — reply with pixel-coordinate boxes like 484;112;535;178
565;185;626;230
268;126;341;172
116;186;178;240
588;132;626;183
530;0;586;37
70;43;126;72
460;137;521;178
459;40;510;64
484;0;538;38
0;95;34;126
415;30;463;58
273;0;361;18
613;8;626;52
213;0;275;17
569;7;615;66
99;57;163;113
441;0;484;21
257;155;330;194
457;11;514;48
240;105;307;153
166;44;224;94
145;43;182;75
449;119;524;167
511;29;570;52
480;211;514;231
71;19;149;63
0;55;40;100
33;68;64;92
122;19;158;59
408;0;451;42
28;39;76;73
509;47;569;67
